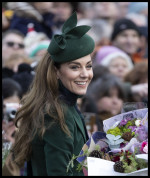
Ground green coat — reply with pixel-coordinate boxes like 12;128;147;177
28;104;88;176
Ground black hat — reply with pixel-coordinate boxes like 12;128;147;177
111;18;141;41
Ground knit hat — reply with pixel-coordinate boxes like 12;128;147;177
95;46;134;70
29;41;50;57
47;12;95;63
111;18;141;41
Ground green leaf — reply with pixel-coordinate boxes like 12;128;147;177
95;145;100;151
76;163;83;172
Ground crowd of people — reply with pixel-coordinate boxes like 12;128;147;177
2;2;148;176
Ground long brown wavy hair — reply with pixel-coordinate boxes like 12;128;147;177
11;51;71;168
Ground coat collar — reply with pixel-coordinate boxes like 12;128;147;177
58;80;87;142
58;79;83;106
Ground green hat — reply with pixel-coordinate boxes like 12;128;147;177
47;12;95;63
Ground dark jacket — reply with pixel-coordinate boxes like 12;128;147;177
27;82;89;176
9;13;54;39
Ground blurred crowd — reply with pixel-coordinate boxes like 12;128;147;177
2;2;148;176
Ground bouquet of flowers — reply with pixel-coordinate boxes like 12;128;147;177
103;108;148;153
87;150;148;176
67;108;148;176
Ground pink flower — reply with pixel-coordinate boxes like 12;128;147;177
140;141;148;153
143;144;148;153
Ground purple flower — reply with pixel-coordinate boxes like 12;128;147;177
126;118;132;121
119;119;127;126
128;126;137;132
129;143;141;154
135;125;148;142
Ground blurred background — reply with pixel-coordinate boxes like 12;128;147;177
2;2;148;176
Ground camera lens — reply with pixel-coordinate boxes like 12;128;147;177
9;110;16;119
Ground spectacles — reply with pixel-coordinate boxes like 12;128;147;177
5;41;25;49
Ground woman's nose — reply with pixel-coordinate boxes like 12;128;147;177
80;68;89;78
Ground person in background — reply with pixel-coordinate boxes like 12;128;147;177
2;29;26;67
12;63;34;96
94;45;148;103
2;78;22;135
91;65;110;83
116;2;130;19
77;2;96;20
3;53;32;73
2;78;22;105
29;40;50;62
24;29;50;58
7;2;55;39
125;13;148;60
10;12;95;176
2;78;23;176
111;18;142;64
51;2;78;34
77;19;112;60
2;68;15;79
86;74;125;131
124;60;148;105
93;2;119;25
94;45;134;81
2;8;11;31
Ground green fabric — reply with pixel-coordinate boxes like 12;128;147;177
30;105;87;176
30;44;49;57
47;11;95;63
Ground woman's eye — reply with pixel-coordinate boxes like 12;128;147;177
70;66;79;70
87;65;92;69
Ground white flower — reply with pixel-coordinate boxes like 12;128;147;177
143;144;148;154
135;119;141;127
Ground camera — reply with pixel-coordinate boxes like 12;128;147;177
5;107;17;122
3;103;20;122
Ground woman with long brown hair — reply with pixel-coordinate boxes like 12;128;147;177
11;12;95;176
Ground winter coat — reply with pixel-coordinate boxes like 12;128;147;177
26;81;89;176
26;105;88;176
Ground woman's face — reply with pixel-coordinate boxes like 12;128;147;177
56;55;93;95
109;57;130;80
96;87;123;115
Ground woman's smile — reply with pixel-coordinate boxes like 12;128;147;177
56;55;93;95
